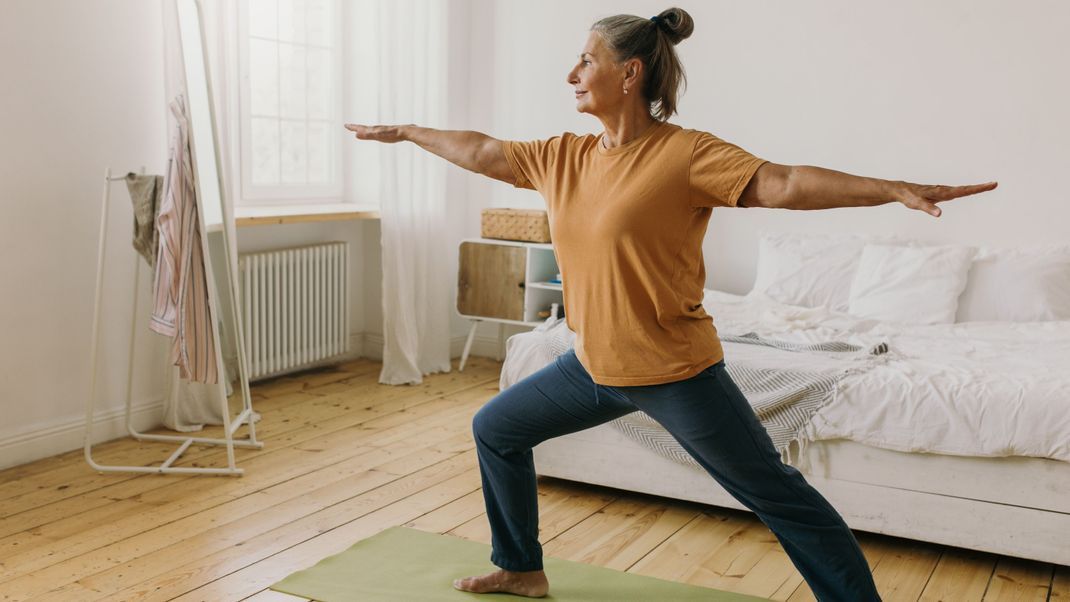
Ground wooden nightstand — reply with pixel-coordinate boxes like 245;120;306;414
456;238;564;370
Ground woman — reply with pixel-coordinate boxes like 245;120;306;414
346;7;996;600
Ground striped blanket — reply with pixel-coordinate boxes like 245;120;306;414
611;332;893;471
500;319;895;471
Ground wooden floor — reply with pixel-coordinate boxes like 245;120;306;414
1;357;1068;602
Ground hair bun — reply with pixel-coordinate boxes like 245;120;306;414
654;7;694;45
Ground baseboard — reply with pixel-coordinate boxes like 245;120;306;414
360;332;383;360
3;330;502;474
0;397;165;473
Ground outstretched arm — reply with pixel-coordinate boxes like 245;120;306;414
344;124;515;185
738;162;997;217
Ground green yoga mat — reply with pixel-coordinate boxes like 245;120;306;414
271;526;769;601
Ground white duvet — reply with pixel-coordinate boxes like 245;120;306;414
702;289;1070;463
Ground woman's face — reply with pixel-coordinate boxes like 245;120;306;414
567;31;626;117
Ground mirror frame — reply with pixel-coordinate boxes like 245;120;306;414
175;0;253;421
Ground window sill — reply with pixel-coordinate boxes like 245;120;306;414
235;202;380;227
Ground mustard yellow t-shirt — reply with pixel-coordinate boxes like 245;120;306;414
502;121;766;386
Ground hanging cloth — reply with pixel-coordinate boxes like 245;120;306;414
124;173;164;268
149;94;219;385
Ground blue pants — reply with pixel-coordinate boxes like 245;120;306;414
472;349;882;602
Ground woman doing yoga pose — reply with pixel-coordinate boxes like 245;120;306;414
346;7;996;600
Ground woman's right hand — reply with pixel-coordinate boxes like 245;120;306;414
343;124;515;184
344;123;409;143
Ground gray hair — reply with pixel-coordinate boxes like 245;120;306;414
591;7;694;121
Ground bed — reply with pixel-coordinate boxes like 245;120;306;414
500;233;1070;566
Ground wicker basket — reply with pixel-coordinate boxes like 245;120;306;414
481;208;551;243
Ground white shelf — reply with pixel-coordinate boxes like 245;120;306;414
455;238;563;370
528;281;562;291
455;238;563;324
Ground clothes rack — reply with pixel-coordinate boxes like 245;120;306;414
84;166;262;476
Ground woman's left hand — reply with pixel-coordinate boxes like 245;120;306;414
896;181;998;217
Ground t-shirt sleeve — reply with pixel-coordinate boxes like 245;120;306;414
501;136;563;191
689;132;768;208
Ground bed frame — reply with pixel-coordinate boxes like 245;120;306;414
533;423;1070;566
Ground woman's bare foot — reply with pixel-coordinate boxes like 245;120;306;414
452;568;549;597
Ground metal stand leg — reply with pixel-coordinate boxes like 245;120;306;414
496;323;506;361
459;319;480;371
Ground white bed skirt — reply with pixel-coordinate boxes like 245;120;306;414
534;424;1070;566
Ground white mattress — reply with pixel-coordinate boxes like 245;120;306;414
701;289;1070;463
502;289;1070;463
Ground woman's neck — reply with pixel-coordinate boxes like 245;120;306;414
599;109;658;150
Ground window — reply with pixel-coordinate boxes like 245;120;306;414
238;0;342;203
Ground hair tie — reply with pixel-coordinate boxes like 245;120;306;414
650;15;662;26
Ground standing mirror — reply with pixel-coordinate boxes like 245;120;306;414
174;0;260;466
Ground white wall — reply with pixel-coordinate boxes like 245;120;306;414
0;0;171;469
481;0;1070;293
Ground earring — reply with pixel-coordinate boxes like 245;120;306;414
623;88;629;94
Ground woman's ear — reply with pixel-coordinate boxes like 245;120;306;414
624;58;644;88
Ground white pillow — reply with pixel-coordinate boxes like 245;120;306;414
956;246;1070;322
750;231;906;312
847;244;977;324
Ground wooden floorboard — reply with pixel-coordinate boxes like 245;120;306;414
0;355;1063;601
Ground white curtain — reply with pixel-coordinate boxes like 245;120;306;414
374;0;453;385
159;0;245;430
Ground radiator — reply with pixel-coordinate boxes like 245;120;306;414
239;242;350;381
